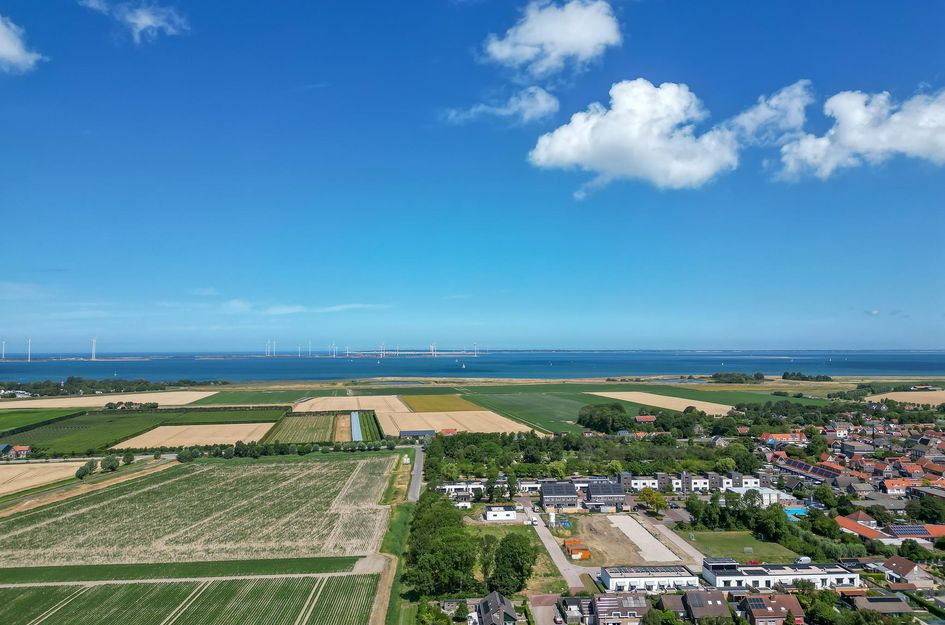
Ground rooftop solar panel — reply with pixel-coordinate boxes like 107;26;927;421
746;598;766;610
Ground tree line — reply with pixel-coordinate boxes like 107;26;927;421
0;376;229;398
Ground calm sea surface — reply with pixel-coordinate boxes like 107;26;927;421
0;351;943;382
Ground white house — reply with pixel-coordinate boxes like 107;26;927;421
484;505;517;522
599;566;699;593
702;558;860;590
725;486;792;507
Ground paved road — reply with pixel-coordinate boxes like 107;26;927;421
528;512;590;592
407;446;423;502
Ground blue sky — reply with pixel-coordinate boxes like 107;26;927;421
1;0;943;353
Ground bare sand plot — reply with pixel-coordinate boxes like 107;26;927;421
293;395;409;413
589;391;733;416
113;423;274;449
0;462;86;496
375;410;530;435
0;391;216;410
607;515;680;562
867;391;945;405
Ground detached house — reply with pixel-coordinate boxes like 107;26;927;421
475;591;518;625
882;556;936;590
594;592;650;625
738;595;805;625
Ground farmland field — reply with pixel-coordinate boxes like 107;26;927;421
0;575;379;625
0;462;87;496
359;411;382;441
0;408;82;434
375;410;530;435
465;392;650;433
1;409;285;454
400;394;482;411
264;413;336;443
112;422;275;449
0;455;395;566
191;389;343;405
0;391;216;409
590;391;733;415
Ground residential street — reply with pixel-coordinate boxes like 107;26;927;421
526;510;593;592
407;445;423;502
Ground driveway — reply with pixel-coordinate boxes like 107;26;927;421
527;512;593;592
407;446;423;502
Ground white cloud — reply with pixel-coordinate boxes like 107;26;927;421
0;15;45;74
78;0;110;13
264;305;307;316
79;1;189;45
312;303;390;314
730;79;813;143
222;299;251;313
186;287;218;297
529;78;739;193
447;86;559;124
781;87;945;178
484;0;621;78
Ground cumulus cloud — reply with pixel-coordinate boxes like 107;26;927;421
781;87;945;178
79;1;188;45
312;303;390;314
447;86;559;124
730;79;813;143
484;0;621;78
0;15;45;74
529;78;740;194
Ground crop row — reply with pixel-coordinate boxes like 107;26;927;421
264;414;336;443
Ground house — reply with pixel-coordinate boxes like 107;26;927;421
681;591;731;623
725;486;790;507
845;510;877;528
738;595;805;625
702;559;860;590
557;597;594;624
484;505;517;522
8;445;30;458
399;429;436;438
850;597;912;616
882;556;935;590
593;592;651;625
761;432;808;447
657;595;686;619
635;415;657;424
599;566;699;593
586;482;625;512
476;591;517;625
541;481;579;512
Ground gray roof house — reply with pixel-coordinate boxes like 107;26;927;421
477;591;517;625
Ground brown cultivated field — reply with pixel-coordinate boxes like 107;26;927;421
866;390;945;405
293;395;409;413
588;391;733;416
334;415;352;442
375;410;530;435
0;391;216;409
112;423;274;449
401;394;482;412
0;463;86;496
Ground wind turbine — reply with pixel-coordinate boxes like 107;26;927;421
27;338;31;363
1;340;5;360
308;339;312;357
90;338;97;361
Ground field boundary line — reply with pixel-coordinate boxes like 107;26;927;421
469;398;551;434
26;585;90;625
0;465;213;542
159;579;210;625
292;577;326;625
328;459;366;512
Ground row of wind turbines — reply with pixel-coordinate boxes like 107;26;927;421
262;340;483;358
0;338;98;362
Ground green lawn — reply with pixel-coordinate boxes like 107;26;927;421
679;530;797;562
0;409;84;434
0;556;359;583
2;408;286;454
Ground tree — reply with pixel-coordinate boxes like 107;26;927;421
506;473;519;499
485;468;499;502
122;452;135;465
638;487;667;515
480;534;499;580
643;608;664;625
548;461;566;480
100;455;120;472
715;457;737;473
813;484;837;509
488;532;537;595
607;459;623;476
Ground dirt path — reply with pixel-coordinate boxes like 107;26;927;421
651;523;705;571
0;461;176;519
370;553;396;625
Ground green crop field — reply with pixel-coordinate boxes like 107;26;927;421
0;408;83;434
306;574;378;625
191;389;343;405
1;408;285;454
264;414;336;443
359;411;382;441
679;530;797;563
465;391;650;433
0;455;395;567
0;575;378;625
400;394;482;411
